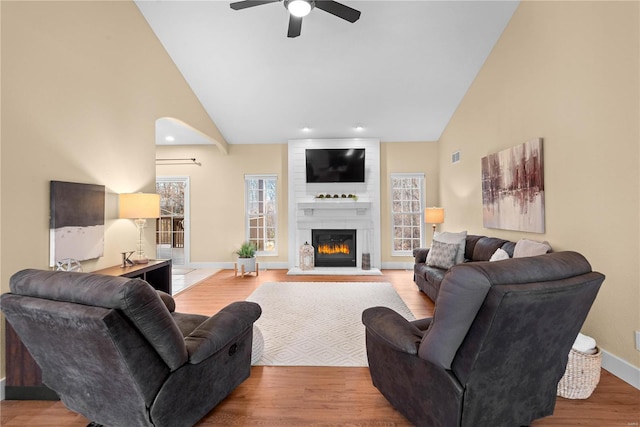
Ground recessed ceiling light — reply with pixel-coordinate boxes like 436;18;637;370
302;126;311;132
165;135;175;142
355;125;364;131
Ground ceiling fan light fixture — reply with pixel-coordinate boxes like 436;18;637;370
287;0;312;17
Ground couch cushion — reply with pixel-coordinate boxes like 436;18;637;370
513;239;552;258
464;235;484;260
501;241;516;257
427;240;459;270
425;267;447;286
432;230;467;265
489;248;510;261
472;237;509;261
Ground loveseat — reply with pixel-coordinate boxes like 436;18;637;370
413;233;551;301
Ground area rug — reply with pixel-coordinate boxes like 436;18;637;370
246;282;415;367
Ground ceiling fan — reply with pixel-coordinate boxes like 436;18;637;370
230;0;361;38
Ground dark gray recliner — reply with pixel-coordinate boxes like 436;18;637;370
362;251;604;427
1;269;262;427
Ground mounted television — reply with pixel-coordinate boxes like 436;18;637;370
305;148;365;183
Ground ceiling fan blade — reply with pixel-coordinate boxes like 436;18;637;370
287;15;302;38
230;0;280;11
315;0;360;23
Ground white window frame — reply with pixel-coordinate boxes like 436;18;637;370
390;173;425;256
244;174;278;256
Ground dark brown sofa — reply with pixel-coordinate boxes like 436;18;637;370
413;235;517;301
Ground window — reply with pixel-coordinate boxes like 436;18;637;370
390;173;425;255
245;175;277;255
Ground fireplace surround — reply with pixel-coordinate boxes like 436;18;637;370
287;138;381;271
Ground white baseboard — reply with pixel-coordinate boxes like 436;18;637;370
186;262;416;271
601;348;640;390
381;261;414;270
186;261;289;270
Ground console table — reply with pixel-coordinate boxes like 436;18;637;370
4;260;172;400
94;259;172;294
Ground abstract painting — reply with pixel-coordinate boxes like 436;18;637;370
481;138;545;233
50;181;105;266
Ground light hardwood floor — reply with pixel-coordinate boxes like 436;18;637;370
1;269;638;426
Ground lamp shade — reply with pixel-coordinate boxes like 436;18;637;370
119;193;161;219
425;207;445;224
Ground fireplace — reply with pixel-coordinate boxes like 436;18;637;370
312;229;357;267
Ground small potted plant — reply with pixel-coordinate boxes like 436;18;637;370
236;241;257;275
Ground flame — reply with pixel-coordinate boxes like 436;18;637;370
318;243;351;255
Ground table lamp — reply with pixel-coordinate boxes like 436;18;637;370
119;193;161;264
425;207;445;236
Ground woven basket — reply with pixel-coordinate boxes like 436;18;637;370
557;347;601;399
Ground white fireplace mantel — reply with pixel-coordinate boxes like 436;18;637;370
297;200;371;216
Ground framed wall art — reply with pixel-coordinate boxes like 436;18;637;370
49;180;105;266
481;138;545;233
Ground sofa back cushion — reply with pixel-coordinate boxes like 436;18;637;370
464;235;485;261
472;237;510;261
9;269;188;370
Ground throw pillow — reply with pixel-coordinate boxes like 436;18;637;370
426;240;459;270
432;230;467;265
489;248;510;262
513;239;552;258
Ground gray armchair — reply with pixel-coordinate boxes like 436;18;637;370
362;251;604;427
1;269;261;427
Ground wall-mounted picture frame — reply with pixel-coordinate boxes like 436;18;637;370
49;180;105;266
481;138;545;233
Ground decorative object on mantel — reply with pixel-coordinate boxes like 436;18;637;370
425;207;445;236
49;181;105;267
119;193;161;265
299;241;314;271
235;241;259;277
481;138;545;233
315;193;358;200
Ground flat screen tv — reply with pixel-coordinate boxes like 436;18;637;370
305;148;365;183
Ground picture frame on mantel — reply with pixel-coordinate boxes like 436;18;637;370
49;180;106;267
481;138;545;233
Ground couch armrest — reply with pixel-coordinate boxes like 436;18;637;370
362;306;424;355
184;301;262;364
413;248;430;264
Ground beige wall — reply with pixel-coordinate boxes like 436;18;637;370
1;1;224;378
380;141;440;263
439;1;639;367
156;144;289;264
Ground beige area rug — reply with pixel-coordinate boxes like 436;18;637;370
246;282;415;367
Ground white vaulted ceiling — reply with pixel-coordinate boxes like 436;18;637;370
136;1;519;145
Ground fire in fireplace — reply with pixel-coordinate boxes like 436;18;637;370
312;229;356;267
